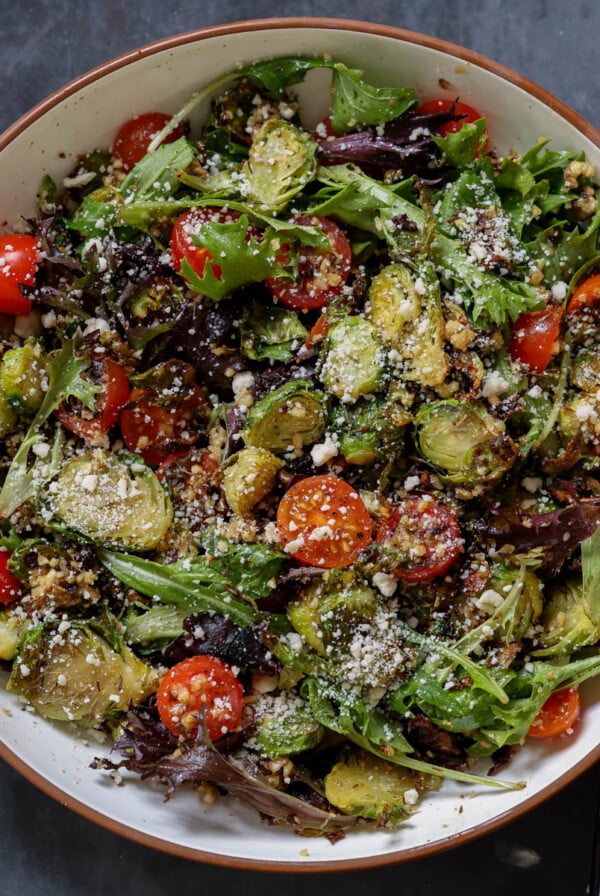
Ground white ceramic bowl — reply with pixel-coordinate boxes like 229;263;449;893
1;17;600;871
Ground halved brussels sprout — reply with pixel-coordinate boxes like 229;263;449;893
287;576;379;656
50;449;173;551
320;315;385;403
240;300;308;363
8;616;159;725
571;346;600;392
324;749;420;821
243;380;327;455
367;262;448;389
0;610;26;661
331;396;400;466
533;576;600;657
221;447;284;515
415;400;518;493
253;693;323;758
242;120;317;212
0;341;48;416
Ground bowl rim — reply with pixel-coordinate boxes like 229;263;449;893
1;14;600;873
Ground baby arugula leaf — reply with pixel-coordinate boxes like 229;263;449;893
330;64;415;133
120;137;196;202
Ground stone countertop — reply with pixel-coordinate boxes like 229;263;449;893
2;2;599;894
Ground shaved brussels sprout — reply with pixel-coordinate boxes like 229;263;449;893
8;615;159;725
324;749;420;821
0;341;48;416
253;693;323;758
49;450;173;551
415;400;518;493
221;447;284;515
0;610;26;661
320;315;385;403
240;300;308;363
243;380;327;454
367;262;448;389
533;576;600;657
243;120;317;212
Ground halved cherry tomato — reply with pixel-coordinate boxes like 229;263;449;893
528;687;581;738
566;272;600;314
304;312;330;349
266;216;352;311
507;306;563;373
376;495;463;584
277;474;372;568
417;98;489;152
55;356;130;441
120;361;207;467
0;234;39;315
112;112;187;172
157;655;244;740
0;550;22;604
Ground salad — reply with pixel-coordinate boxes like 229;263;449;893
1;55;600;838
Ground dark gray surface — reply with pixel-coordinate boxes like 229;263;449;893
2;1;600;894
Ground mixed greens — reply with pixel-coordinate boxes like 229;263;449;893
1;55;600;837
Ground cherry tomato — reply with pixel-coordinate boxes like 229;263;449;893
55;357;130;441
157;655;244;740
0;234;39;315
120;362;207;467
566;272;600;314
112;112;187;172
0;550;22;604
528;687;581;739
266;216;352;311
376;495;463;584
417;98;489;151
507;306;562;373
304;313;330;349
277;474;372;568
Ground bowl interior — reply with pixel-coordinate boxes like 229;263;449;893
1;20;600;870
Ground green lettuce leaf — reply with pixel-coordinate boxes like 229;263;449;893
330;64;415;132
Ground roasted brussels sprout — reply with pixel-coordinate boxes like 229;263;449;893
367;262;448;389
331;396;399;466
324;749;420;821
49;449;173;551
0;610;26;661
240;300;308;363
319;315;385;403
415;400;518;493
242;120;317;212
243;380;327;454
533;576;600;657
253;693;323;758
287;577;379;655
571;346;600;392
8;615;159;725
221;447;284;515
0;341;48;416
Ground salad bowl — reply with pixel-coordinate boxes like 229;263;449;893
1;17;600;871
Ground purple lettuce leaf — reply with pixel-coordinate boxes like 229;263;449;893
163;613;280;674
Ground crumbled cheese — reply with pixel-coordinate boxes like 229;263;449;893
481;371;509;399
522;476;543;493
310;433;339;466
474;589;504;614
372;572;398;597
403;788;419;807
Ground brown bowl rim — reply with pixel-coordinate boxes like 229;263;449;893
1;15;600;873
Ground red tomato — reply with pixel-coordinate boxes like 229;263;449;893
0;550;22;604
567;272;600;314
157;655;244;740
304;313;330;349
277;474;372;569
120;363;207;467
112;112;187;172
266;216;352;311
55;357;130;441
0;234;39;315
417;98;489;152
376;495;463;584
508;306;562;373
528;687;581;739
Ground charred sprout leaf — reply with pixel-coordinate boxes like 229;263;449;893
243;120;317;212
477;498;600;577
8;615;158;726
330;64;415;132
179;216;290;301
0;341;99;519
120;137;196;202
164;613;280;674
102;711;355;832
97;549;259;627
50;450;173;551
240;300;308;363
